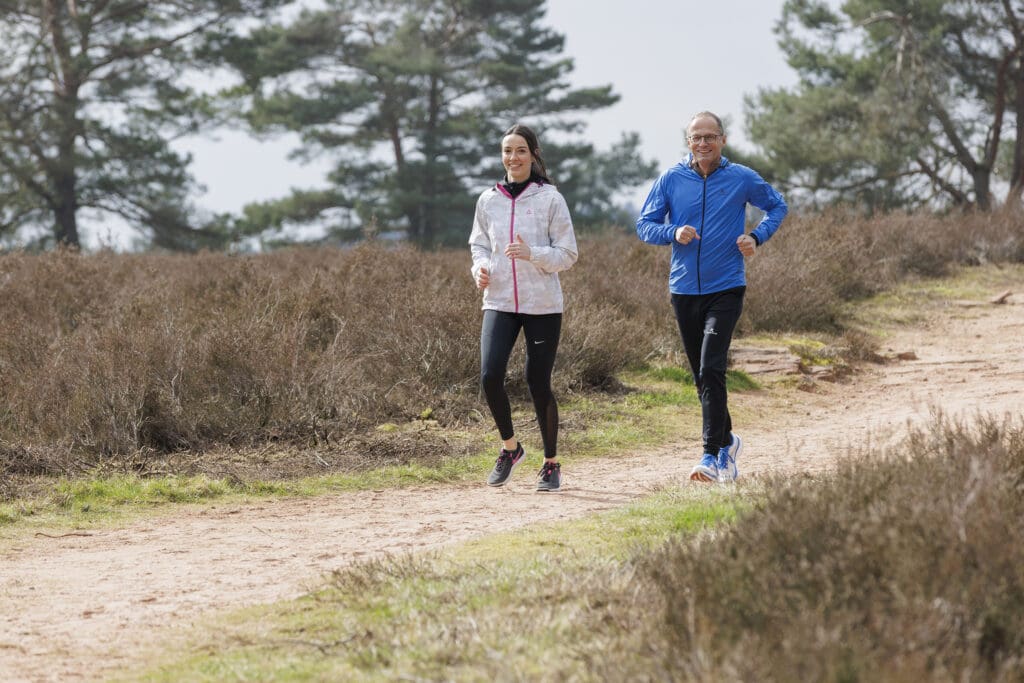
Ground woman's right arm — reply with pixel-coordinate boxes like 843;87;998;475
468;196;492;282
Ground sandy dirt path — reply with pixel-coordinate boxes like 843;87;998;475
2;281;1022;683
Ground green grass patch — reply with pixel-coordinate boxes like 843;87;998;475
633;365;760;406
647;365;695;384
844;262;1024;333
0;369;708;532
56;474;237;506
725;368;760;391
121;485;750;683
0;475;245;533
103;413;1024;681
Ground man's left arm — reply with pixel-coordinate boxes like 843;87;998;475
745;173;788;248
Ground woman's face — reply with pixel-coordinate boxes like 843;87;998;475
501;134;533;183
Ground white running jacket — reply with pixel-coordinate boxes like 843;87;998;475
469;182;578;315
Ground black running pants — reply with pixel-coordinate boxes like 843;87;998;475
480;310;562;459
670;287;745;454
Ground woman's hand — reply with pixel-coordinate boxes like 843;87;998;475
504;234;532;261
475;267;490;290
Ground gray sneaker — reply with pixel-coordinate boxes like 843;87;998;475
536;461;561;491
487;443;524;487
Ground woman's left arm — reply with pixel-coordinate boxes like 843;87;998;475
530;192;579;273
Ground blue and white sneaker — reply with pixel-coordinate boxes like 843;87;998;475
717;433;742;482
689;452;720;483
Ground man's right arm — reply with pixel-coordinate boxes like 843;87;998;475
636;174;677;245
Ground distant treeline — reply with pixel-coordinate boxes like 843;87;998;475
4;2;1022;253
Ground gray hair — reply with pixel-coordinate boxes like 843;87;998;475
687;111;725;135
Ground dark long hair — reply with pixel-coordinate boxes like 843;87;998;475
503;123;553;184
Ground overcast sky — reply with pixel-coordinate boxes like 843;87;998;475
162;1;798;246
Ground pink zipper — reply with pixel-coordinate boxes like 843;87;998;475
510;197;519;312
497;183;528;313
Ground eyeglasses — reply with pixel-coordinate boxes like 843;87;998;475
687;134;722;144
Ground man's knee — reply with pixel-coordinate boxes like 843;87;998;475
698;366;727;387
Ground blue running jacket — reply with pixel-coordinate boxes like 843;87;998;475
636;154;787;295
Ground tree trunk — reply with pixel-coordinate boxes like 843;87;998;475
386;106;415;243
973;168;993;212
52;101;81;247
1008;56;1024;206
46;0;81;247
53;174;79;247
53;105;80;247
421;73;441;247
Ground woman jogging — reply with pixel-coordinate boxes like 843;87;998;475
469;123;579;492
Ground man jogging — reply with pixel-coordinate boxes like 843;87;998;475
636;111;787;483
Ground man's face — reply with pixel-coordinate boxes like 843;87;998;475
686;116;726;167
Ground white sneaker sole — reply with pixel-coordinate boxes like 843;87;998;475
690;466;719;483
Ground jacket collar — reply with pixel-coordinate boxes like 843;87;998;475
494;181;547;200
685;153;730;177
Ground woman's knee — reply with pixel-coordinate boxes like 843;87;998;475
481;369;504;394
525;374;553;399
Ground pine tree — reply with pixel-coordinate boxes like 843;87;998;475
216;0;654;246
0;0;290;249
744;0;1024;212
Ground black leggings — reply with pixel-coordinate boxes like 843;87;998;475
480;310;562;459
671;287;745;454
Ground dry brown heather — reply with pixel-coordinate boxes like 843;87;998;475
0;241;674;475
629;415;1024;681
743;207;1024;332
0;209;1021;475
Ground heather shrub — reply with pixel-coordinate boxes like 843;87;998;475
0;209;1020;471
743;208;1024;332
638;414;1024;681
0;239;673;469
559;236;677;388
0;246;484;463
